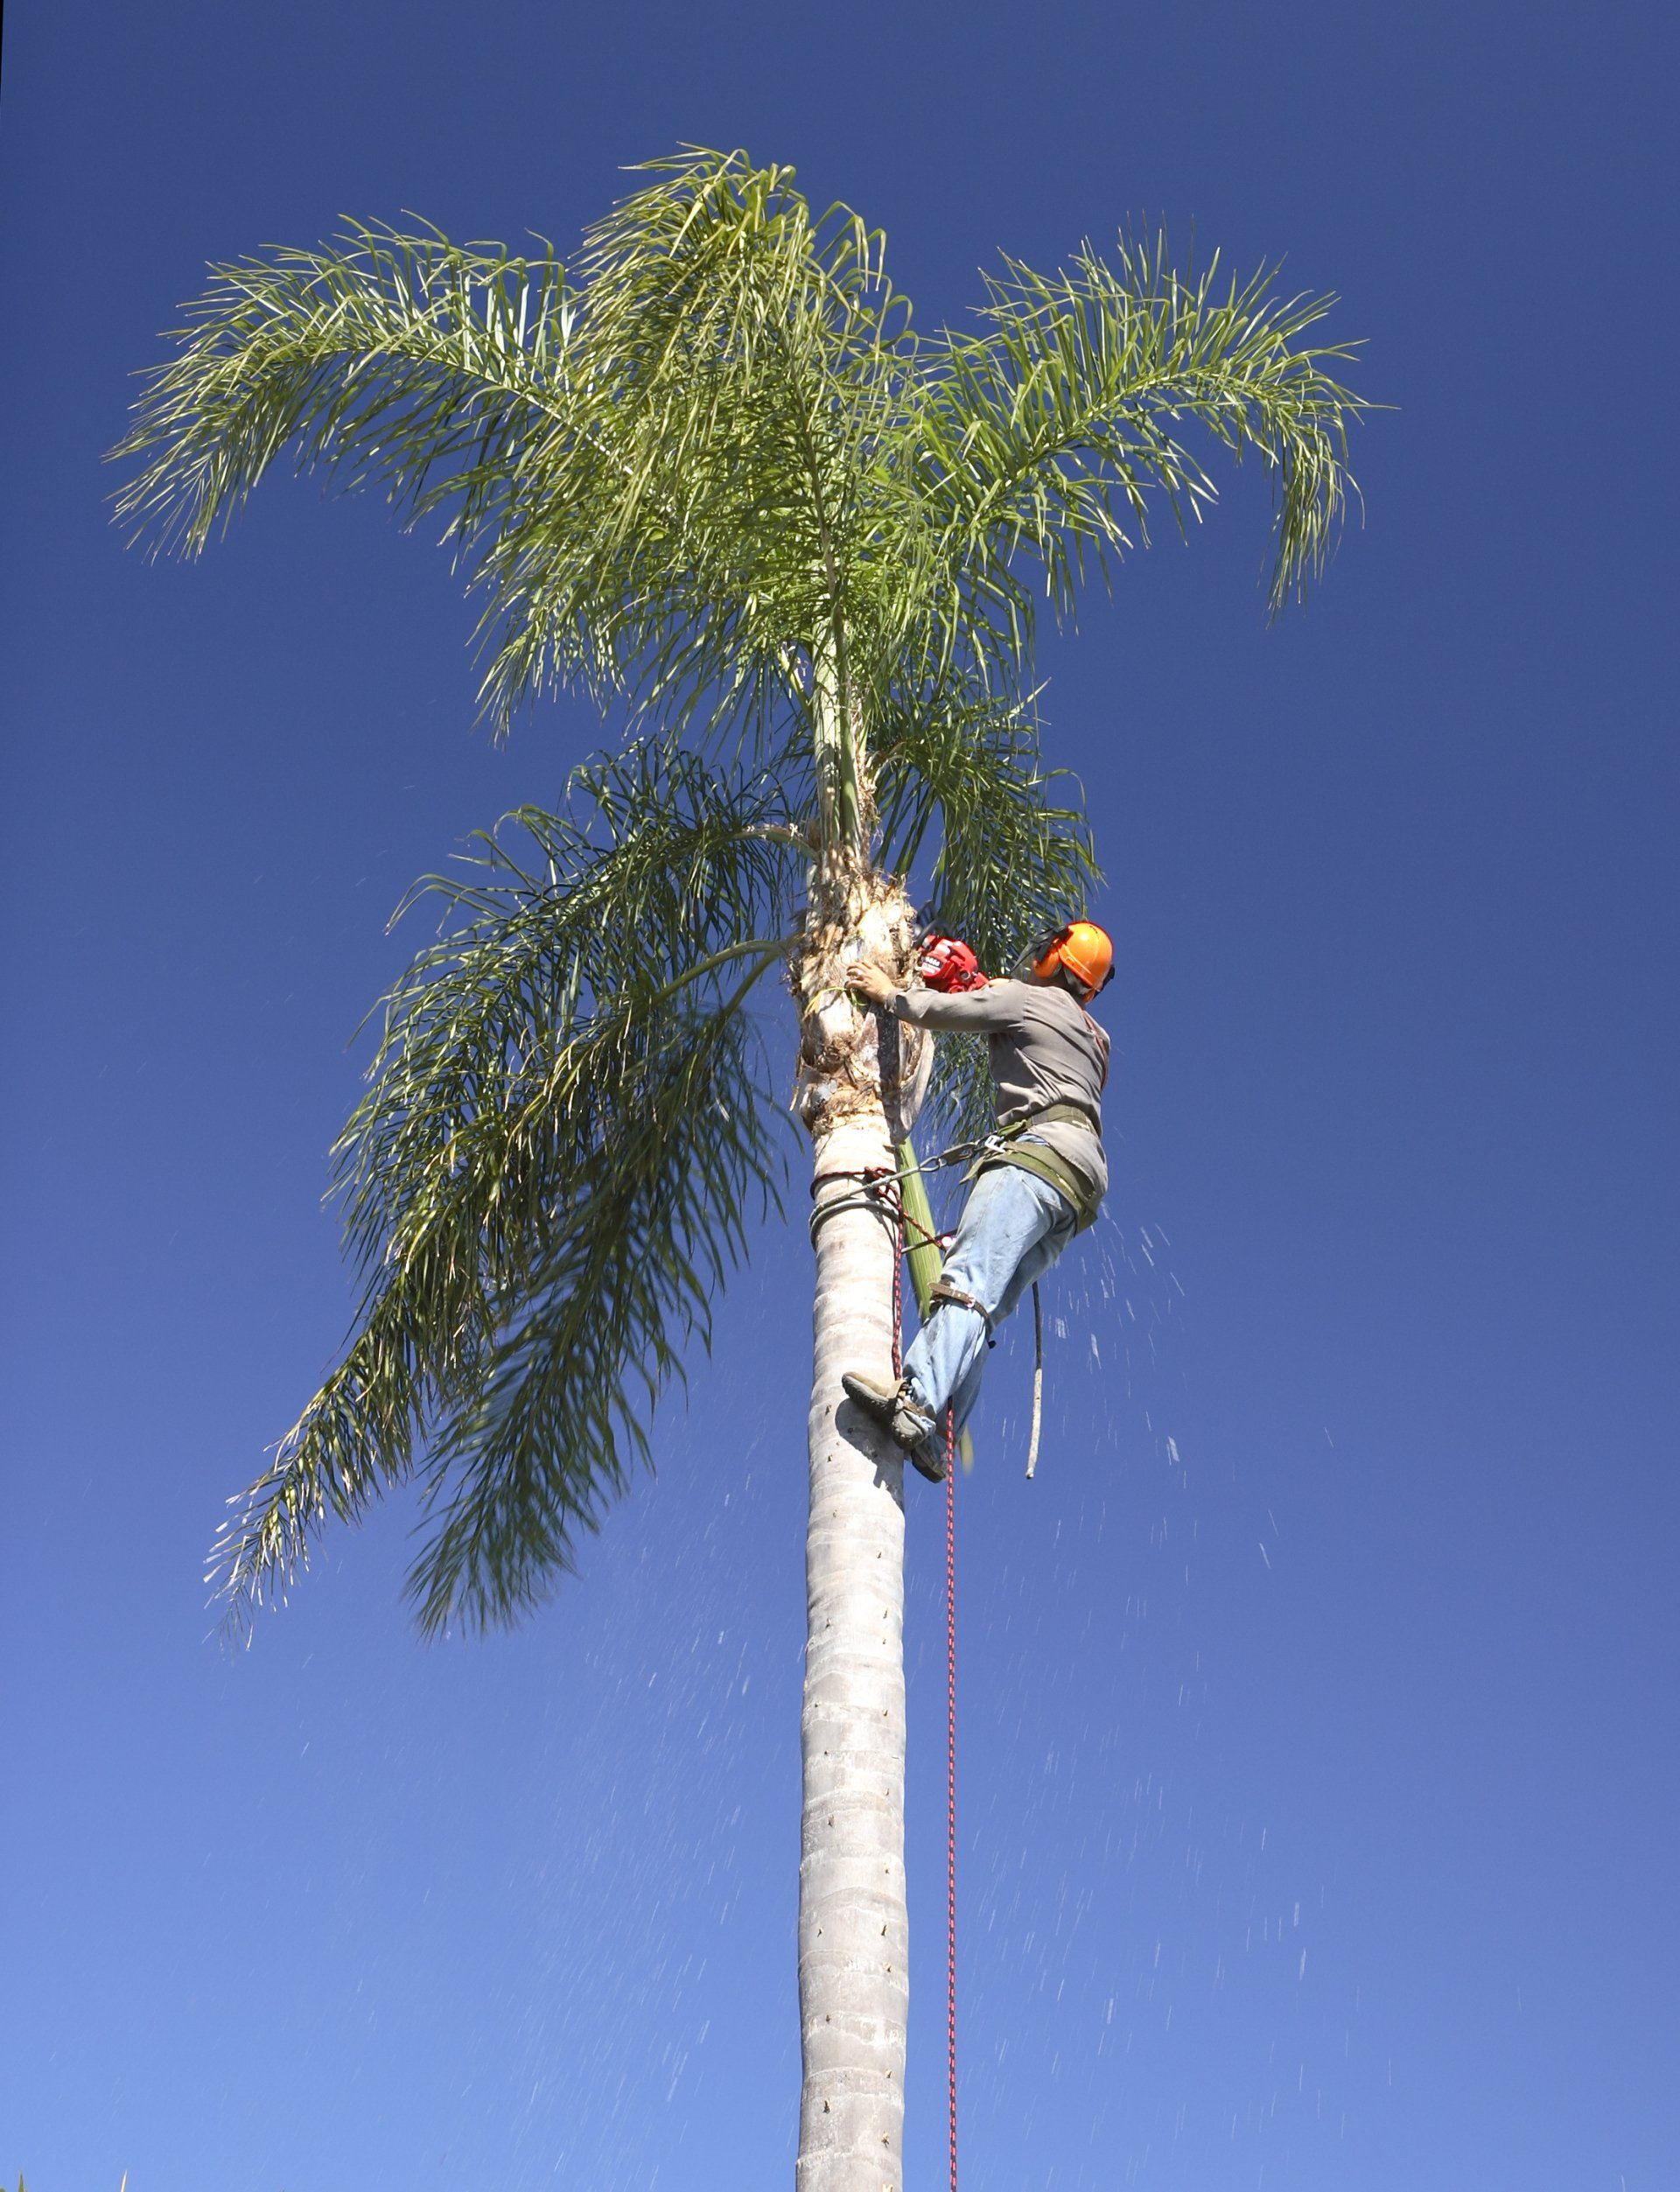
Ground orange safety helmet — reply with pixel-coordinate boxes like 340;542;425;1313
1027;920;1115;1001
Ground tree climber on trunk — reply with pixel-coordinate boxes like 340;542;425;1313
843;921;1114;1482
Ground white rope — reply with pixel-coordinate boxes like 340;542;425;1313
1025;1282;1044;1479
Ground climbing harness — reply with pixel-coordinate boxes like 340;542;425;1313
807;1134;986;1243
968;1103;1105;1234
808;1104;1098;1242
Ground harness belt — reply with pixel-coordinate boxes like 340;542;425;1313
970;1101;1105;1232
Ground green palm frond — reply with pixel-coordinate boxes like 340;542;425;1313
907;228;1366;677
211;738;802;1633
408;989;774;1633
114;221;573;565
114;155;914;773
467;149;925;814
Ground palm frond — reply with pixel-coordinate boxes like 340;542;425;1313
211;738;802;1632
112;157;919;768
469;149;917;760
113;221;572;566
906;228;1368;677
408;987;774;1633
116;171;1366;766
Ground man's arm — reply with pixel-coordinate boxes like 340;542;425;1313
845;962;1024;1033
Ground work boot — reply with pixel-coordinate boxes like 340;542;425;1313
841;1371;948;1483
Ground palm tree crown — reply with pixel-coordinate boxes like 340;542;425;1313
115;146;1366;1635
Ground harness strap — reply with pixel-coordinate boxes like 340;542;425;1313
998;1098;1102;1138
972;1138;1103;1233
808;1165;900;1243
972;1101;1105;1232
928;1276;994;1339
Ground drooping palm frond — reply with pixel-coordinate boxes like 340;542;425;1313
904;229;1367;688
211;738;803;1633
407;991;774;1633
114;221;573;565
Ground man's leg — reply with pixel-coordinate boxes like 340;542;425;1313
942;1205;1072;1439
901;1162;1074;1430
989;1187;1076;1325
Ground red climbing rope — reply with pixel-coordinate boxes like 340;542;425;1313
944;1405;958;2191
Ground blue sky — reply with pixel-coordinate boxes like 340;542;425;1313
3;2;1676;2187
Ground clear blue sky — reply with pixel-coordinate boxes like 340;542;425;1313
4;3;1676;2187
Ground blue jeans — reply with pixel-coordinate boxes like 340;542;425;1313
902;1157;1076;1435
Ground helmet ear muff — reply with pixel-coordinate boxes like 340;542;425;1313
1029;924;1073;979
1009;926;1057;980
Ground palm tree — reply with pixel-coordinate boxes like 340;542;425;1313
116;148;1365;2188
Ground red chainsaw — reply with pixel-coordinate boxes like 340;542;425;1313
914;928;990;993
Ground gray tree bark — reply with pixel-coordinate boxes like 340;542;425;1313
800;1110;908;2189
794;872;928;2191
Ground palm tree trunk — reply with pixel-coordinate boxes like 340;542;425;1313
799;1107;909;2188
793;864;928;2189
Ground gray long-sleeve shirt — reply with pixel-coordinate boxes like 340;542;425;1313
888;977;1110;1201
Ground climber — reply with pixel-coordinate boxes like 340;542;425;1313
842;921;1114;1482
